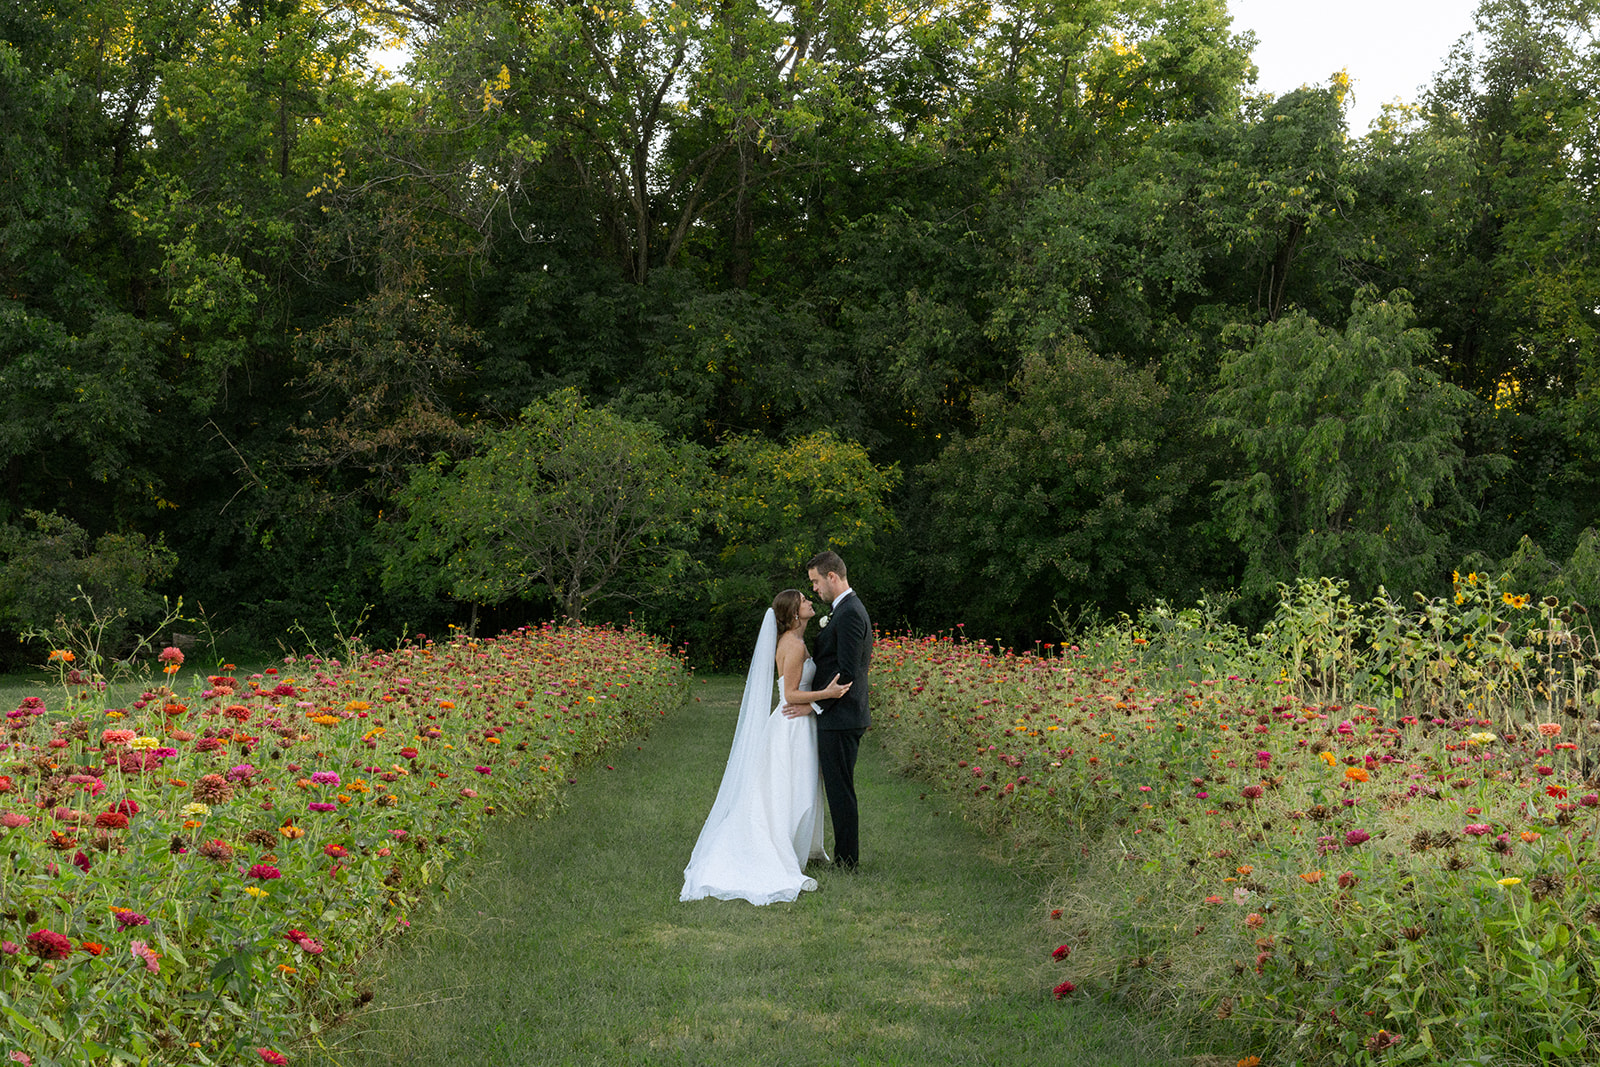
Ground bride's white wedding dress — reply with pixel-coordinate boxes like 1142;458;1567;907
681;615;828;906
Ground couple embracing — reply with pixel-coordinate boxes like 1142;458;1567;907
680;550;871;906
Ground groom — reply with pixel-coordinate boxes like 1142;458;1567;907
783;549;871;870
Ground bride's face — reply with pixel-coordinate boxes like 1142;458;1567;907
798;599;817;624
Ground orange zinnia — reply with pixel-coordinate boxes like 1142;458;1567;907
1344;767;1370;783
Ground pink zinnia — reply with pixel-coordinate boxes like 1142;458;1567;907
131;939;160;973
113;910;150;930
246;864;282;880
1464;823;1491;836
1344;829;1371;847
157;646;184;666
257;1049;288;1065
0;813;30;829
310;771;340;786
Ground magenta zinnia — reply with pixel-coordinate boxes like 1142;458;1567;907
246;864;282;880
25;929;73;961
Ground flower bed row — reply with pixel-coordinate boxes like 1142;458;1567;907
0;622;688;1066
873;609;1600;1066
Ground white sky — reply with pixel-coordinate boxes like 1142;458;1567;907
1228;0;1483;132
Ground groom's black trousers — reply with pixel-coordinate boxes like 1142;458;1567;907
817;727;865;868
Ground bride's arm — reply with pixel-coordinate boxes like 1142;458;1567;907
779;643;851;704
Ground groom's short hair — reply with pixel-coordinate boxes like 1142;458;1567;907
808;550;847;579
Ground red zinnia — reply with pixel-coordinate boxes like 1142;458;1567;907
257;1049;289;1065
26;929;73;961
246;864;282;880
1052;979;1076;999
95;811;130;830
1051;944;1071;960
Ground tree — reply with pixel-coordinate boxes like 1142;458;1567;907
712;428;898;576
0;510;177;662
1210;288;1501;605
920;337;1200;637
387;388;704;620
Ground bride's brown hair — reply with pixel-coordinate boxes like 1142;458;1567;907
772;589;807;634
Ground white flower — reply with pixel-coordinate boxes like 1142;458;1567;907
818;615;830;629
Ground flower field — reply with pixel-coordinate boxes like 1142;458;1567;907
0;623;687;1066
874;577;1600;1065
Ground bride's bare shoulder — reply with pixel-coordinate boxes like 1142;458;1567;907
775;631;806;663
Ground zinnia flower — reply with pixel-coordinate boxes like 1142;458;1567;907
25;929;73;961
95;811;129;830
1464;823;1491;836
131;940;159;973
310;771;340;786
257;1049;288;1065
1052;979;1076;998
1537;722;1562;738
1344;767;1369;783
1345;829;1371;847
1051;944;1071;960
198;839;235;863
112;909;150;930
246;864;282;880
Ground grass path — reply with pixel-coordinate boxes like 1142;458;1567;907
306;675;1184;1066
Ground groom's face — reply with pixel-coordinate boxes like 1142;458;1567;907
808;567;840;602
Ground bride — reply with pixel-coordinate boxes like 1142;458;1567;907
680;589;851;905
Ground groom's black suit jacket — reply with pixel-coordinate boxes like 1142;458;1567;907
813;591;871;732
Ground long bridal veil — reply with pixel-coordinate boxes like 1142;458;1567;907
681;608;779;883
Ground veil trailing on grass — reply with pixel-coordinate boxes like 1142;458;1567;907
681;608;779;882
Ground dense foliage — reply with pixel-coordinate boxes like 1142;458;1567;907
1;0;1598;664
0;622;687;1065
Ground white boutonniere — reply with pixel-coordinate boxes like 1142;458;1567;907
818;614;830;629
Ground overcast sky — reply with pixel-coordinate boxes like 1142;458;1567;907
1227;0;1483;132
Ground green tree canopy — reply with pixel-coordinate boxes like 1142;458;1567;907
1211;288;1503;605
387;389;705;620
